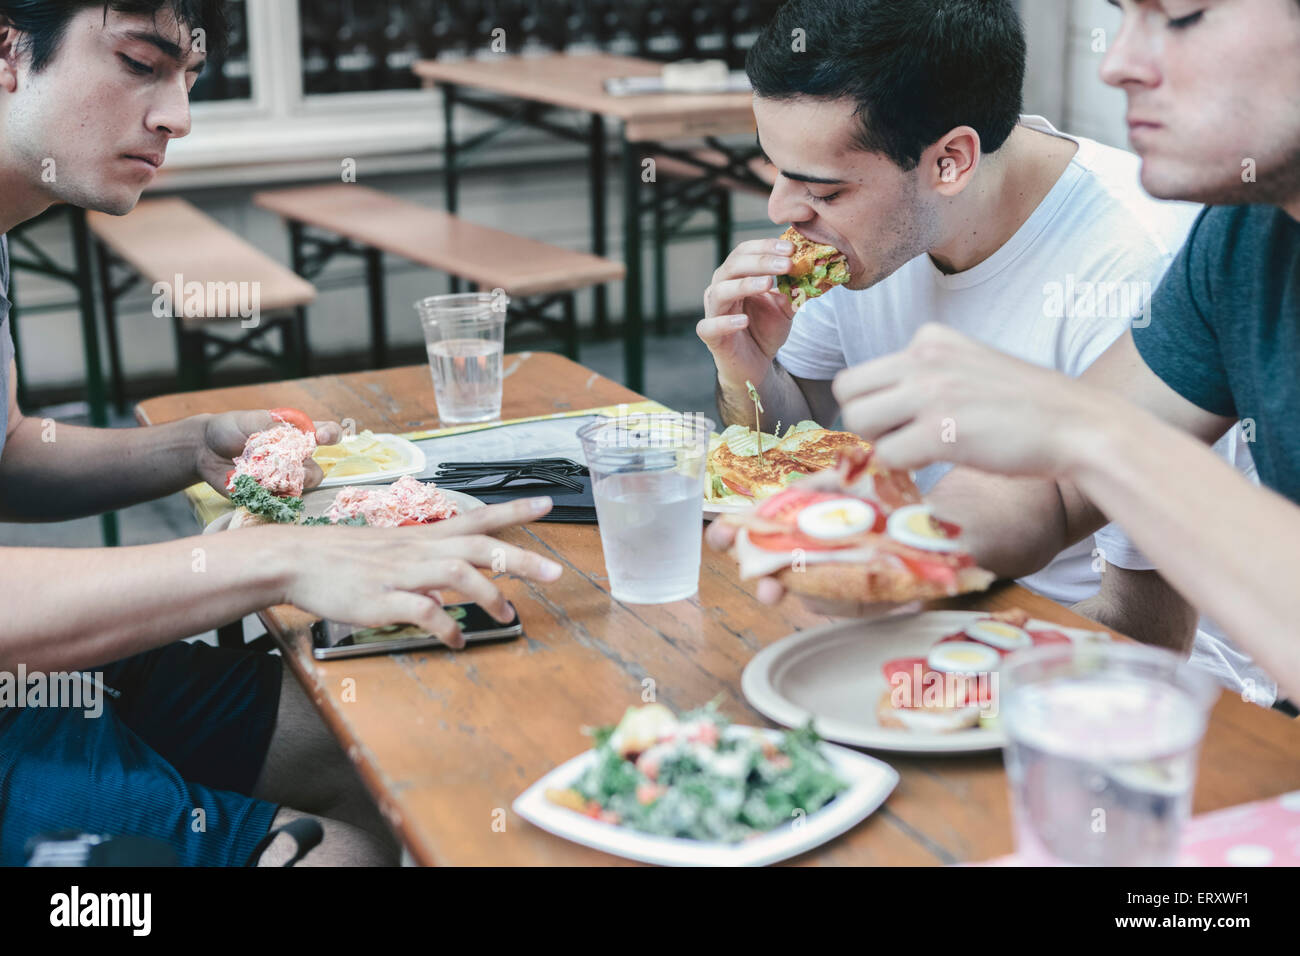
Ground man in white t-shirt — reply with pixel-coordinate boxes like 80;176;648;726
699;0;1268;695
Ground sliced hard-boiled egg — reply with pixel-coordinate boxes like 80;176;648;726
795;497;878;540
964;619;1033;652
886;504;962;552
927;641;1001;674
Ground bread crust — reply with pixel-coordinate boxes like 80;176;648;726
773;562;996;603
875;690;980;733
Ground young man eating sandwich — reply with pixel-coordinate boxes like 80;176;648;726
698;0;1267;700
0;0;563;866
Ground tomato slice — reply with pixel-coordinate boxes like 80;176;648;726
225;468;237;490
269;407;315;434
756;487;847;521
896;553;959;590
1029;629;1072;646
747;530;855;553
720;476;754;498
881;656;929;685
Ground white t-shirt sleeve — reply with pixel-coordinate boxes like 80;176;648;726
775;288;848;380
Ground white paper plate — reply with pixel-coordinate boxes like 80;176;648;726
513;725;898;866
203;485;483;534
742;611;1112;755
702;498;752;519
313;434;426;488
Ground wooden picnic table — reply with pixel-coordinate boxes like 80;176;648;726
136;352;1300;865
413;52;762;393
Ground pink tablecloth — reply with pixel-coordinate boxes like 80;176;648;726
977;790;1300;866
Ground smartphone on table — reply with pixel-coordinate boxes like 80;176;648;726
310;602;522;660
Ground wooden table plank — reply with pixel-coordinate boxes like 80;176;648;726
412;52;756;139
136;352;1300;866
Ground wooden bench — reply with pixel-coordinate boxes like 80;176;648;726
88;198;317;408
252;184;626;366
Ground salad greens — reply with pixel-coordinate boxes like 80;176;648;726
547;702;847;843
228;473;368;526
229;474;304;524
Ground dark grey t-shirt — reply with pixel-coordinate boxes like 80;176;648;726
0;236;11;461
1135;204;1300;505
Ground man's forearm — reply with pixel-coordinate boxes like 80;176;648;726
716;361;814;431
0;527;292;672
0;414;208;520
926;469;1106;580
1068;413;1300;700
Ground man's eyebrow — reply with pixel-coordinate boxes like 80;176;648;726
755;132;847;186
120;28;207;72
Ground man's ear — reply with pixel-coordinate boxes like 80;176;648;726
0;19;22;94
923;126;981;197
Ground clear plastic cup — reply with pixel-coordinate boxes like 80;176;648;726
1000;641;1220;866
415;292;507;424
578;412;714;604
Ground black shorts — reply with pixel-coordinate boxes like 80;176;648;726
0;640;283;866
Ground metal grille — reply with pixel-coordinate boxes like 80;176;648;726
298;0;785;96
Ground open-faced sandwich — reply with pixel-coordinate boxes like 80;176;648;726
229;474;459;529
879;608;1084;734
722;445;995;604
223;408;457;529
708;419;876;506
775;226;850;310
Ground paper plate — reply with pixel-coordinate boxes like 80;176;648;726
203;485;483;534
513;725;898;866
313;434;426;488
742;611;1112;755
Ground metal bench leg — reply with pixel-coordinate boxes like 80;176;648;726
8;270;28;411
365;246;387;369
715;187;733;266
716;188;733;265
589;112;609;339
293;307;311;377
95;240;128;415
562;292;579;361
174;316;202;392
653;179;667;336
621;139;645;394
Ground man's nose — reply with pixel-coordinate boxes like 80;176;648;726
1099;16;1161;90
767;175;811;226
146;80;193;139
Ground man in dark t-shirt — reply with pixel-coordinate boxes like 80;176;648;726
1133;204;1300;504
712;0;1300;704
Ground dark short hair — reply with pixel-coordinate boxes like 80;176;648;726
0;0;227;71
746;0;1026;169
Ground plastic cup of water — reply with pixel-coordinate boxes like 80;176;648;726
415;292;507;424
1000;641;1220;866
578;412;714;605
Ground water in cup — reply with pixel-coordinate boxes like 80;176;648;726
415;292;507;424
578;413;713;606
592;470;703;604
426;338;503;424
1003;671;1209;866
